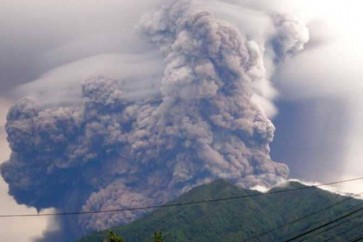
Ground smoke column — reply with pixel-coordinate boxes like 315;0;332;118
0;0;308;240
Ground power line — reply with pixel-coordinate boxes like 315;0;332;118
277;202;363;242
1;176;363;218
282;206;363;242
272;202;363;242
301;210;363;242
321;216;363;242
241;191;363;242
349;234;363;242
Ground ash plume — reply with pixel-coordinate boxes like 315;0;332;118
0;0;308;240
270;13;310;62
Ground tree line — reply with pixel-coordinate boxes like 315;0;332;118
104;230;164;242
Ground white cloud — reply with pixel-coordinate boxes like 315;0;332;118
0;0;164;94
272;1;363;187
15;52;164;107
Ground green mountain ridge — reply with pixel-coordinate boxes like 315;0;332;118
78;180;363;242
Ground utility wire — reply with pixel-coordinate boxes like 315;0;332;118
301;210;363;242
282;206;363;242
349;234;363;242
290;205;363;242
242;191;363;242
272;202;363;242
321;218;363;242
1;176;363;218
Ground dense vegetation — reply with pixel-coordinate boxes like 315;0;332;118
78;180;363;242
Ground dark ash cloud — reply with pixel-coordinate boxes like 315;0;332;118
1;0;309;240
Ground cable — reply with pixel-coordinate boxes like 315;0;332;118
1;176;363;218
271;202;363;242
349;235;363;242
321;219;363;242
241;191;363;242
301;210;363;242
282;206;363;242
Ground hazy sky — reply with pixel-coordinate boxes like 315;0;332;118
1;0;363;241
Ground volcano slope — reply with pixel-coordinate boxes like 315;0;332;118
78;180;363;242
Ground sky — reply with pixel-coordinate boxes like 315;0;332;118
1;0;363;241
271;0;363;192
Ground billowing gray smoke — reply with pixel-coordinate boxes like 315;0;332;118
271;14;309;62
1;0;308;240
